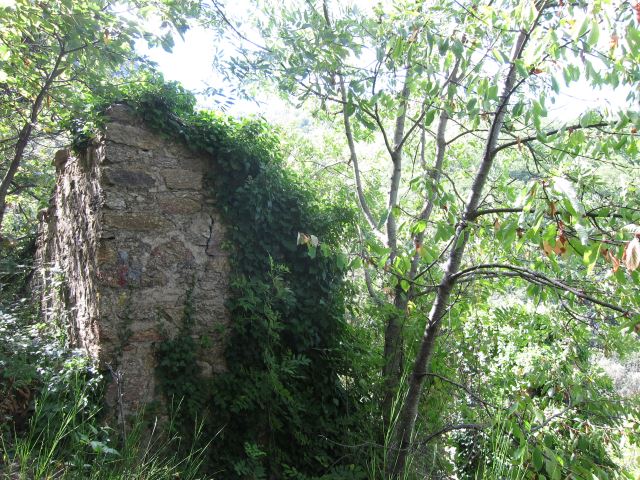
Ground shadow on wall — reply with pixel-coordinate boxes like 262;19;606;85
34;104;230;422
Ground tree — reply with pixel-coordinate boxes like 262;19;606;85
0;0;200;234
213;0;640;476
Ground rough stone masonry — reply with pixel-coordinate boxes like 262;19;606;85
34;105;230;419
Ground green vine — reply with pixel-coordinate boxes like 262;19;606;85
73;74;370;478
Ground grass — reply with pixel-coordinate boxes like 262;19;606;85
473;415;525;480
1;369;210;480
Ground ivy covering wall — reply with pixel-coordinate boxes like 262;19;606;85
75;76;371;479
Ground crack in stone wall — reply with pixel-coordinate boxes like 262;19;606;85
34;105;230;419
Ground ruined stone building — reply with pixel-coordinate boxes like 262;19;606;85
35;105;229;417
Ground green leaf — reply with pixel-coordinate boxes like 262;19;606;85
513;444;526;461
424;108;436;126
532;447;544;471
377;208;390;229
552;177;584;216
579;109;600;127
466;97;477;113
487;85;499;101
544;449;560;480
411;220;427;234
345;101;356;117
512;100;524;117
583;243;599;267
574;16;590;40
587;21;599;47
575;223;590;245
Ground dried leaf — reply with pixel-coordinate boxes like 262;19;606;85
604;249;621;273
610;252;620;273
610;33;619;49
623;237;640;271
553;232;568;255
296;232;310;245
414;237;422;253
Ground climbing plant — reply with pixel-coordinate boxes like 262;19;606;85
74;75;373;479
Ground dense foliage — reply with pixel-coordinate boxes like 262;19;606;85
0;303;208;479
81;77;372;478
2;0;640;479
213;0;640;477
0;0;200;235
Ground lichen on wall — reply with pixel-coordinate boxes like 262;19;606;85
35;104;230;418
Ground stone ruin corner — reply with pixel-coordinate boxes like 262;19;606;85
34;104;230;418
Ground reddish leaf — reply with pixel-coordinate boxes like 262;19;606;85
606;250;621;273
554;232;568;255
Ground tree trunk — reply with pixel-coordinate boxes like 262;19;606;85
382;68;413;430
387;27;531;478
382;61;459;429
0;51;63;234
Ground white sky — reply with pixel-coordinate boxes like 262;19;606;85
139;22;633;124
139;25;298;123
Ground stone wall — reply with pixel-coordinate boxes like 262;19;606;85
35;105;229;418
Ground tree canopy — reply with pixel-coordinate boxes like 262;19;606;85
1;0;639;479
0;0;200;234
215;0;640;477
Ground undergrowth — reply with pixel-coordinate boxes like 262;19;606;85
0;304;209;479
